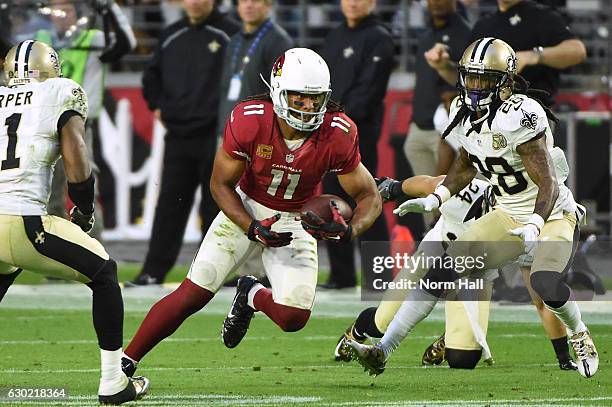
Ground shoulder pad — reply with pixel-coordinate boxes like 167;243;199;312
495;95;547;134
324;112;357;142
48;78;88;119
228;100;270;140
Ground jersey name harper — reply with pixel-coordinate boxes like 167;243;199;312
446;94;575;223
0;78;88;216
223;100;361;212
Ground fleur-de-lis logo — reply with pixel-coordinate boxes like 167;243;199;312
520;109;538;130
35;231;45;244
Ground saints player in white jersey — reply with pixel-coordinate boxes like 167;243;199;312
348;38;597;378
341;147;580;371
0;41;148;404
335;175;497;369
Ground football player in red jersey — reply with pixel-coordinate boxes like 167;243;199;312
121;48;382;376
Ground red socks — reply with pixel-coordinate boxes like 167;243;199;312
125;279;213;361
253;288;310;332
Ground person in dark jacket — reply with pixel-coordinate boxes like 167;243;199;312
127;0;240;286
404;0;471;228
217;0;293;138
320;0;395;289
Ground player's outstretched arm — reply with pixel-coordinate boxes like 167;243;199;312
209;148;251;232
402;175;446;198
393;148;475;216
338;163;382;240
376;175;445;201
517;134;559;222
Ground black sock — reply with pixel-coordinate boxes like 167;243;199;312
87;261;124;350
551;336;571;363
353;307;383;340
0;268;22;301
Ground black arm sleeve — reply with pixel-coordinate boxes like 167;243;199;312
57;110;83;139
99;2;137;63
142;41;164;111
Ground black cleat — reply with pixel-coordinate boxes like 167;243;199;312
559;359;578;371
121;357;137;378
222;275;260;348
422;333;446;366
99;376;150;405
124;273;162;288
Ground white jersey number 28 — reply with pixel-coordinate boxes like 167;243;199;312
467;154;528;196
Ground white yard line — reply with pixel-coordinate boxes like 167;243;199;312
0;362;563;375
2;394;611;407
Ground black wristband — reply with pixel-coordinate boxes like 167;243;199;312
67;173;95;214
432;193;443;207
389;181;404;200
343;225;353;243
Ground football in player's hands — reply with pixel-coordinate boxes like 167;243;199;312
300;194;352;223
300;195;353;241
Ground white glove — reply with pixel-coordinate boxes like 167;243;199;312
510;213;544;256
393;194;440;216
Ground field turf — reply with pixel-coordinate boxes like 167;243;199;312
0;265;610;406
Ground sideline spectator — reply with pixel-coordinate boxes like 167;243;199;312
126;0;240;286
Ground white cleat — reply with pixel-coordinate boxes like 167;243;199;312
346;340;387;376
569;330;598;378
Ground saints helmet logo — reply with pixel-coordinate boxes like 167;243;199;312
507;54;517;73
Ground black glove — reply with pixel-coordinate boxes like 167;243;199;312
247;214;293;248
375;177;404;202
70;206;95;233
301;201;352;243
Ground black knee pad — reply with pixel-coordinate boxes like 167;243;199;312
446;348;482;369
90;259;118;286
354;307;383;339
530;270;570;308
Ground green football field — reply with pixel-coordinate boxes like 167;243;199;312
0;265;611;406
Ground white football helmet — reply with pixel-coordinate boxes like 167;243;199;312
266;48;331;132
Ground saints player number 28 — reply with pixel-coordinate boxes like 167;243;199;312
1;113;22;171
468;154;528;195
266;169;301;199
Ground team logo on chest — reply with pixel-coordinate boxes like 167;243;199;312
492;134;507;150
285;153;295;163
208;40;221;53
256;144;273;159
509;14;522;26
520;109;538;130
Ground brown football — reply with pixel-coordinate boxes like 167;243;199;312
300;194;353;223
